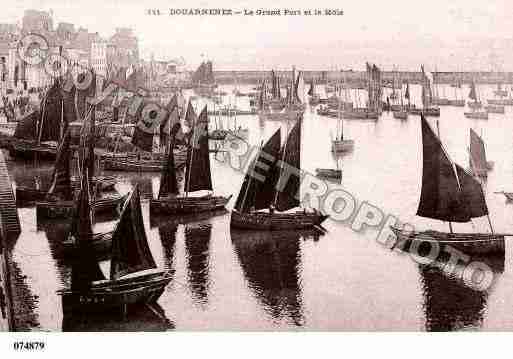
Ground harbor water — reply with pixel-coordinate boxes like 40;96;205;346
4;83;513;331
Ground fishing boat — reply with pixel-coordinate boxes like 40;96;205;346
390;115;504;255
258;67;306;121
469;128;494;178
409;66;440;117
448;76;465;107
36;103;126;220
465;81;487;119
150;106;231;215
57;183;172;314
484;104;505;114
231;116;329;230
342;63;381;120
494;82;508;98
315;168;342;182
332;98;354;153
431;70;450;105
392;77;408;119
486;98;513;106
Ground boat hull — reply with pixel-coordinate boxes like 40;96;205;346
230;210;328;231
392;111;408;119
257;110;303;121
59;271;172;314
484;105;505;114
390;226;504;255
447;99;465;107
150;195;231;215
408;107;440;117
487;98;513;106
36;194;127;220
60;231;113;259
101;150;187;172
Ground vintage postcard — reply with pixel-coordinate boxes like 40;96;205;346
0;0;511;355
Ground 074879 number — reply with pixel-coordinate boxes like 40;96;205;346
13;341;45;351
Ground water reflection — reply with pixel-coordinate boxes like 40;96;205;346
184;224;212;306
158;223;177;274
231;229;322;326
419;254;504;331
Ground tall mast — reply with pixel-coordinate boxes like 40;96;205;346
185;106;196;197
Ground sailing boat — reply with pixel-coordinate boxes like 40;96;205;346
258;68;305;121
102;96;188;172
390;115;504;255
9;81;64;160
231;115;329;230
469;128;494;178
36;104;127;220
392;76;408;119
448;73;465;106
150;106;232;215
431;69;450;106
465;81;488;119
58;182;172;314
408;65;440;117
315;155;342;183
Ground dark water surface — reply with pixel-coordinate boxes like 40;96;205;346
5;84;513;331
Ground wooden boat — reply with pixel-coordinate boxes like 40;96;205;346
464;111;488;119
484;104;505;114
392;78;409;120
230;117;329;231
408;107;440;117
486;98;513;106
467;101;482;109
150;106;231;215
8;82;68;161
390;115;504;255
332;101;354;153
393;110;408;119
58;183;172;314
102;148;187;172
342;108;379;120
447;99;465;107
469;128;493;178
36;103;126;220
315;168;342;180
16;175;117;202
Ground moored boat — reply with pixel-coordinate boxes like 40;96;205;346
391;114;504;255
230;116;328;231
484;104;505;114
150;106;231;215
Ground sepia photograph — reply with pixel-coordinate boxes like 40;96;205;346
0;0;513;355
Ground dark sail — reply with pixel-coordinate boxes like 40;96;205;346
405;83;410;100
110;186;157;280
47;130;72;200
185;106;212;193
158;123;181;198
70;168;106;290
469;82;477;101
416;115;475;222
184;101;196;127
469;128;487;174
75;70;96;120
61;72;76;133
276;117;302;211
258;80;266;110
160;105;178;148
234;128;281;212
39;82;63;142
455;164;488;219
13;110;38;140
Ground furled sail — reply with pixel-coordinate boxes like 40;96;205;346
158;123;181;198
276;116;302;211
75;69;96;120
184;106;212;193
234;128;281;212
110;186;157;280
416;115;487;222
469;128;487;175
47;130;72;200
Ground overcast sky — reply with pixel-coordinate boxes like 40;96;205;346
3;0;513;71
